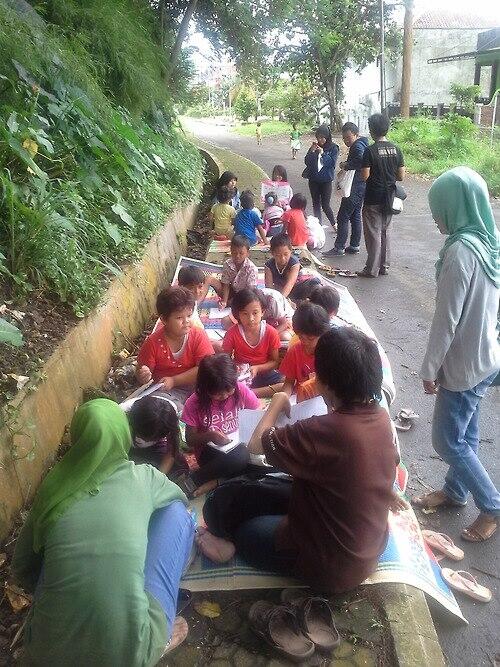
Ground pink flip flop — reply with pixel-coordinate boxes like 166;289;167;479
441;569;492;603
422;530;464;561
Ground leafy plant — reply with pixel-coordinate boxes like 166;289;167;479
450;83;482;112
0;318;23;347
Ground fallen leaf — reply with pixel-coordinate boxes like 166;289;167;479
194;601;221;618
422;507;437;515
22;138;38;157
118;349;130;360
5;583;32;612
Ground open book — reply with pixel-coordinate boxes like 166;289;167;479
206;432;241;454
238;396;327;446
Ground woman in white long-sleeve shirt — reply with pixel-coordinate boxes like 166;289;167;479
415;167;499;542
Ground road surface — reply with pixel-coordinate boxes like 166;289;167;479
187;118;500;667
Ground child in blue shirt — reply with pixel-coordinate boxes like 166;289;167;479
233;190;267;245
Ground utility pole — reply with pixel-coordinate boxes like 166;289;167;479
400;0;414;117
379;0;387;114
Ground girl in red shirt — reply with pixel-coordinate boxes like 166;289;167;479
222;288;282;390
136;287;214;394
281;193;309;247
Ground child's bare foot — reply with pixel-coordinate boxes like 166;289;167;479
390;492;410;513
162;616;188;655
193;479;218;498
412;489;466;509
196;526;235;563
461;514;498;542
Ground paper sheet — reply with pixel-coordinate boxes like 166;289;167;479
206;430;241;454
120;381;165;412
238;396;327;444
209;307;231;319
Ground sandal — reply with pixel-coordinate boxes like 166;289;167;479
394;408;419;432
281;592;340;653
441;569;492;603
412;489;466;509
249;601;315;663
421;530;464;561
461;514;498;542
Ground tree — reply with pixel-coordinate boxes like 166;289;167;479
277;0;399;129
400;0;414;118
233;89;257;121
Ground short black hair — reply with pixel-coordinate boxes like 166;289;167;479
315;327;383;404
270;233;292;252
342;122;359;135
156;286;195;318
231;287;264;319
240;190;255;209
272;165;288;181
368;113;390;139
292;302;330;336
129;393;180;450
178;265;205;287
289;193;307;211
216;185;233;204
217;171;238;188
230;234;250;251
309;285;340;316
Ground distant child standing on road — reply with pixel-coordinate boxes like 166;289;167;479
211;186;236;238
256;122;263;146
233;190;267;245
290;122;301;159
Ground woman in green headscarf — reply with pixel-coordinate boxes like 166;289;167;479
415;167;500;542
12;399;194;666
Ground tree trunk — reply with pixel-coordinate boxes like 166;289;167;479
400;0;414;118
169;0;199;72
325;75;343;131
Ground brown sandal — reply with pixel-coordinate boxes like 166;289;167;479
412;489;466;509
461;514;498;542
249;601;315;663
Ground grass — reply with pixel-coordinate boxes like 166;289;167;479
389;115;500;196
232;120;310;138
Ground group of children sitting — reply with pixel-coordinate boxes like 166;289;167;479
129;252;342;498
210;168;323;249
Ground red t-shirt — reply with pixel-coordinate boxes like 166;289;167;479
137;326;214;382
222;322;280;366
282;208;308;246
279;342;315;384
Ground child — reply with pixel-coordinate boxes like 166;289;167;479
265;234;320;302
198;327;396;597
281;193;309;246
271;165;293;207
222;287;282;389
177;265;206;327
214;171;240;209
260;287;294;341
308;284;340;324
211;186;236;238
279;302;330;400
256;121;262;146
136;287;214;408
215;235;259;310
262;192;284;237
181;353;259;496
233;191;267;245
290;123;301;159
128;393;188;476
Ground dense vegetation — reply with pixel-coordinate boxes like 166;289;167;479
389;115;500;196
0;0;203;326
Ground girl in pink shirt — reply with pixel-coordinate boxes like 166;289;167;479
180;353;259;496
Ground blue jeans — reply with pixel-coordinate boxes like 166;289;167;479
432;373;500;515
335;195;363;250
144;501;195;637
234;515;298;574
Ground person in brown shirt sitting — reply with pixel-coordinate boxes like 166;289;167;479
197;327;397;594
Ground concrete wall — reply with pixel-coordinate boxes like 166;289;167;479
0;201;200;539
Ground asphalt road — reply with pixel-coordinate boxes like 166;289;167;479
187;119;500;667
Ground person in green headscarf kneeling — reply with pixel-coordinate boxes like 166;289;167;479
414;167;500;542
12;399;195;666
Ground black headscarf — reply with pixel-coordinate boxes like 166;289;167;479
315;124;333;150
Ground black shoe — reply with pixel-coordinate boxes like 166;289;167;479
322;247;345;257
379;268;389;275
345;246;360;254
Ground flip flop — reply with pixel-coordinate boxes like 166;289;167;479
441;569;492;603
394;408;420;431
281;591;340;653
421;530;464;561
412;490;467;509
248;601;315;663
461;516;498;542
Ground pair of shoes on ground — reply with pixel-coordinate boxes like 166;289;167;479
322;246;360;257
249;592;340;662
356;267;388;277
